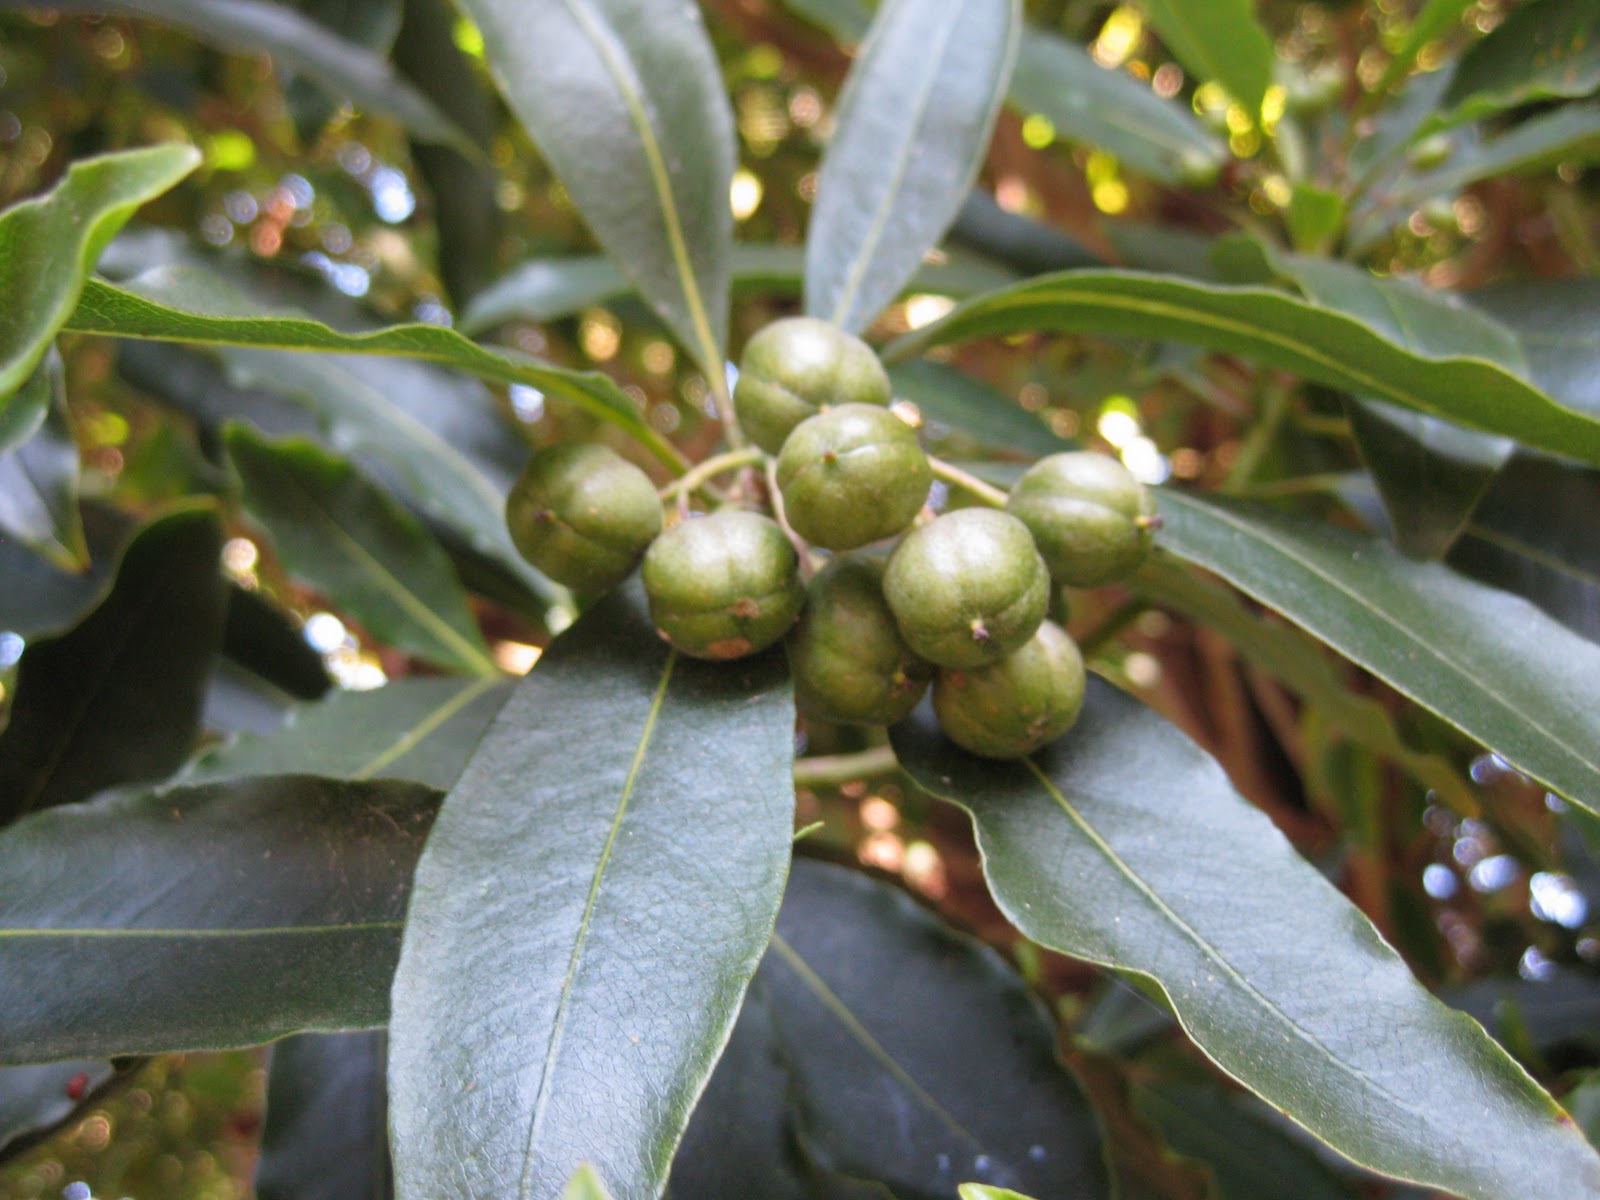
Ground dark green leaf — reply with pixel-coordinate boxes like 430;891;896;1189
1373;0;1475;97
0;505;227;825
948;190;1102;276
226;426;497;676
281;0;403;141
256;1032;392;1200
763;860;1110;1199
0;348;87;569
182;676;509;790
806;0;1020;334
889;360;1072;459
1138;0;1274;116
1156;489;1600;814
1009;32;1224;187
884;270;1600;466
11;0;477;154
222;584;331;702
0;144;197;406
0;775;438;1064
0;507;120;638
388;585;796;1200
780;0;869;41
0;1062;114;1155
891;680;1600;1199
1441;0;1600;125
453;0;735;379
1446;969;1600;1058
1567;1072;1600;1149
1469;277;1600;418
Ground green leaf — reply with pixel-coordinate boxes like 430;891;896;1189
806;0;1021;334
883;269;1600;466
1155;489;1600;814
959;1188;1041;1200
453;0;734;380
388;585;796;1200
1285;184;1345;255
27;0;476;154
761;860;1111;1198
0;775;438;1064
256;1032;392;1200
562;1166;616;1200
222;583;332;702
1440;0;1600;125
0;348;88;570
65;265;682;471
0;505;228;825
0;144;198;406
0;509;119;638
0;1062;114;1156
225;426;497;677
890;680;1600;1199
1469;276;1600;418
890;359;1074;458
1137;0;1274;116
1010;30;1224;189
1373;0;1475;97
182;676;509;790
780;0;869;41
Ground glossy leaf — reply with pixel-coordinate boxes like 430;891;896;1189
256;1032;392;1200
0;1062;114;1156
1155;489;1600;814
454;0;734;379
183;676;509;790
1138;0;1274;116
959;1188;1040;1200
1440;0;1600;125
0;508;121;638
884;270;1600;466
806;0;1020;334
889;360;1073;459
388;585;795;1200
22;0;476;153
0;505;227;825
0;775;438;1064
65;266;682;470
1470;276;1600;418
226;426;497;676
762;860;1110;1199
891;679;1600;1199
0;144;197;406
0;348;87;569
222;583;332;702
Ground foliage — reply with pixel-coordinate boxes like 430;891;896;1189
2;2;1600;1199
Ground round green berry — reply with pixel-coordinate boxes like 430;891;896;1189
505;442;662;593
733;316;892;454
787;556;933;726
1005;451;1158;588
776;404;931;550
641;510;804;660
933;620;1085;759
882;508;1049;669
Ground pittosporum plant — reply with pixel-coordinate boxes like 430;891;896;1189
2;1;1600;1198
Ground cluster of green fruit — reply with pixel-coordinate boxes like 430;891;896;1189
505;317;1158;759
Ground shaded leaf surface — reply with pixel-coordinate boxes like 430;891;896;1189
0;1062;114;1155
0;144;197;405
1156;489;1600;814
454;0;734;376
891;679;1600;1199
226;426;496;676
1138;0;1273;115
256;1032;392;1200
0;505;227;825
388;585;796;1200
806;0;1019;334
1441;0;1600;124
0;775;438;1064
0;348;87;569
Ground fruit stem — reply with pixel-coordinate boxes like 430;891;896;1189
764;457;824;576
659;446;765;504
929;457;1008;508
792;744;899;789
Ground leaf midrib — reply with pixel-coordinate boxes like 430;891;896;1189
353;676;502;779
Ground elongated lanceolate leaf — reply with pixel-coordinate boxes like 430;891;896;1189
7;0;474;154
0;505;227;825
806;0;1020;334
1438;0;1600;126
0;775;438;1064
0;144;197;405
0;348;87;569
388;585;795;1200
256;1032;393;1200
1470;277;1600;419
884;270;1600;466
454;0;734;379
1138;0;1274;116
891;680;1600;1199
1373;0;1475;97
226;427;496;676
1156;489;1600;814
183;676;509;790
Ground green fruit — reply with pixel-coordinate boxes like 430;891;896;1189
787;556;933;726
1006;451;1157;588
776;403;931;550
882;508;1049;669
505;442;662;593
641;510;804;660
733;316;892;454
933;620;1085;759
